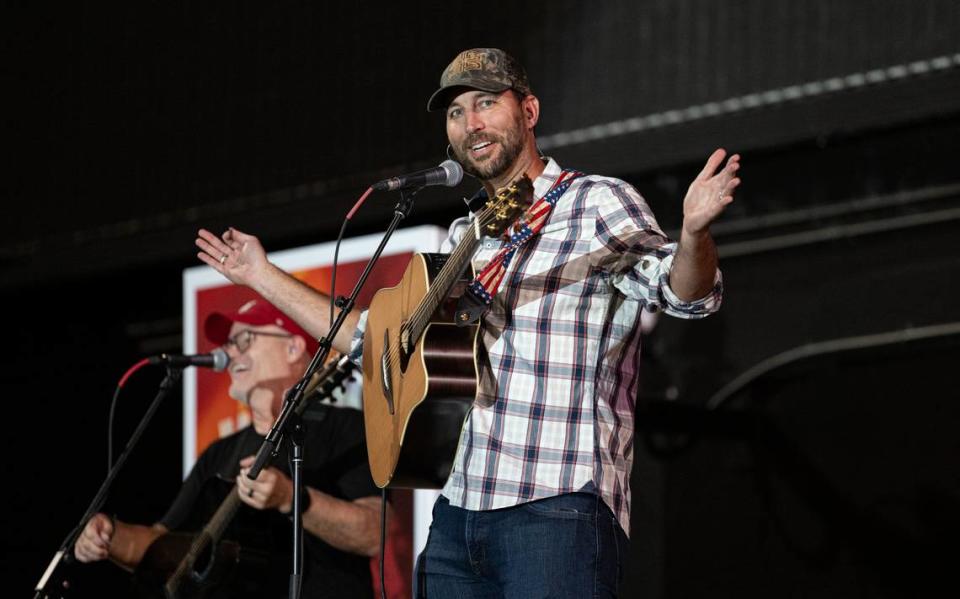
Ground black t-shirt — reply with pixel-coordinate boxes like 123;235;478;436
158;404;378;599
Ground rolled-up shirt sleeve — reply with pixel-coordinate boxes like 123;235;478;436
627;250;723;318
347;309;368;366
589;179;723;319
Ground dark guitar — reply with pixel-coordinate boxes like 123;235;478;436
362;177;532;489
134;355;356;599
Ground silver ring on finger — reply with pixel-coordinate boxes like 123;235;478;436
219;254;227;264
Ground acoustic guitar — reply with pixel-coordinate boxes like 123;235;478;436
134;354;356;599
362;177;533;489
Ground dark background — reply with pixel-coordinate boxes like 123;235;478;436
5;1;960;597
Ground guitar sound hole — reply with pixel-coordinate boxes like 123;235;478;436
191;539;214;581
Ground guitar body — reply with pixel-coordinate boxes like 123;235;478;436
134;532;242;599
363;253;478;488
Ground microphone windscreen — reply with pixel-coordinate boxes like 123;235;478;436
440;159;464;187
211;347;230;372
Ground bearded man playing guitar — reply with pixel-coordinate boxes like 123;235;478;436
74;299;383;598
196;48;740;599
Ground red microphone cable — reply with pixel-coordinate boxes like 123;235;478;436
108;358;150;472
345;185;375;221
329;185;374;329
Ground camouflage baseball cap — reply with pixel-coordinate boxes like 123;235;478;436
426;48;532;112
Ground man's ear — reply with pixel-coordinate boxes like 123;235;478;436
522;94;540;130
287;335;308;363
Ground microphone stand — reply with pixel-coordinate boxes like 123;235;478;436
246;187;420;599
287;412;306;599
33;367;183;599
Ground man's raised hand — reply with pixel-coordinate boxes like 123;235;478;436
196;227;269;288
682;148;740;236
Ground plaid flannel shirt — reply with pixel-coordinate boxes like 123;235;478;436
354;158;722;535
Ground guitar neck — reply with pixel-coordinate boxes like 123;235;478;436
165;487;242;592
404;177;532;344
405;232;482;342
203;487;243;545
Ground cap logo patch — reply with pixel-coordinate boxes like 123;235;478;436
452;50;485;75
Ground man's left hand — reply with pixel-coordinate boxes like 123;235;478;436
236;455;295;514
682;148;740;236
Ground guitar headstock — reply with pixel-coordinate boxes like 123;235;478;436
480;175;534;237
304;354;357;404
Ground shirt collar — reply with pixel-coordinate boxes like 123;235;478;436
465;157;563;214
532;156;563;199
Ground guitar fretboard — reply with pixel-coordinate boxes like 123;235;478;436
402;178;530;345
403;233;482;344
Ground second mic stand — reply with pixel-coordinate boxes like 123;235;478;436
245;187;420;599
33;367;183;599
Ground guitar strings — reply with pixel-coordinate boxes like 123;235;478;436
406;185;526;328
379;210;490;373
378;189;524;376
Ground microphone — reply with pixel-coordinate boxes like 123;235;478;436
372;159;464;191
148;348;230;371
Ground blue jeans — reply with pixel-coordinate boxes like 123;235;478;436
415;492;629;598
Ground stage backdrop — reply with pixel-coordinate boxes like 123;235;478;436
181;224;447;596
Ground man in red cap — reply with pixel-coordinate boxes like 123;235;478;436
196;47;739;598
74;298;384;598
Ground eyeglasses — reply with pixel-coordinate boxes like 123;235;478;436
223;329;292;354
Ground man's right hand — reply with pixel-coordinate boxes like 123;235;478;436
74;513;114;563
196;227;271;289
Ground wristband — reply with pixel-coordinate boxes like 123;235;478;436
299;486;313;514
288;486;313;520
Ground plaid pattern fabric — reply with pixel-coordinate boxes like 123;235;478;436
437;159;723;536
464;169;582;310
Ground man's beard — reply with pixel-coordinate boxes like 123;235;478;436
453;116;525;182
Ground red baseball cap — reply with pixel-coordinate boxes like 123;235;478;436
204;298;319;355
